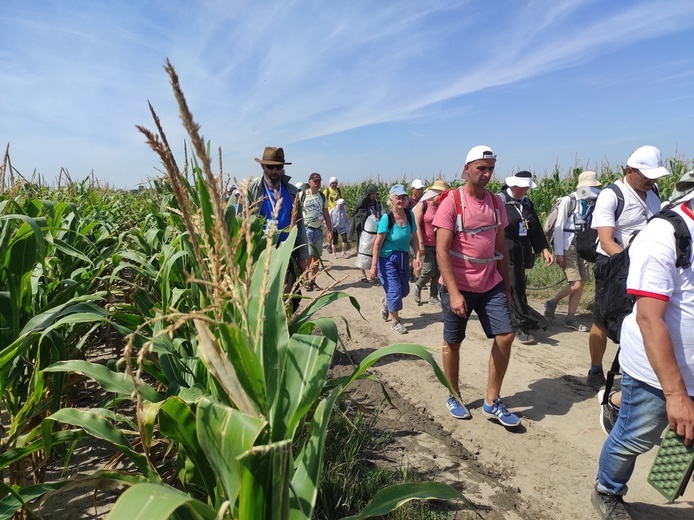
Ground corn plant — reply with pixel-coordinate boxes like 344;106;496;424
35;60;473;520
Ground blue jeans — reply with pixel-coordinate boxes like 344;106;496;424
596;371;669;496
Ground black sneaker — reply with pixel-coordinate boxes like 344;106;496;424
587;370;606;391
591;489;631;519
597;389;620;436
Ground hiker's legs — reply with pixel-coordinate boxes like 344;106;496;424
474;283;516;402
589;323;608;366
567;280;585;316
331;230;338;256
596;372;668;496
551;283;572;306
440;285;472;395
487;332;515;403
442;341;462;395
590;254;610;369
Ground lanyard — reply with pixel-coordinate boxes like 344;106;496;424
262;182;282;216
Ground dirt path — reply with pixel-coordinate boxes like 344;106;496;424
318;258;694;520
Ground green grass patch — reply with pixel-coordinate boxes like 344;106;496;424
315;401;458;520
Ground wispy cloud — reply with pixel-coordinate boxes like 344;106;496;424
2;0;693;186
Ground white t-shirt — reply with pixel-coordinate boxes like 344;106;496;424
591;179;660;256
619;202;694;394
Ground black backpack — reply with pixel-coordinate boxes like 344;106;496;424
386;209;414;232
600;209;691;402
577;183;661;262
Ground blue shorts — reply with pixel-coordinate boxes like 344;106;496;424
440;282;513;344
306;227;324;257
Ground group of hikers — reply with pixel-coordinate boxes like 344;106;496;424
239;144;694;520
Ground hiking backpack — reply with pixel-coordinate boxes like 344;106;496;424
576;182;662;262
543;194;577;244
600;208;691;404
386;209;414;232
300;189;327;206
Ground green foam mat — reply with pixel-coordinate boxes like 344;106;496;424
647;428;694;502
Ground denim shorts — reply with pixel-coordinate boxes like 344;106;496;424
306;226;324;257
440;282;514;343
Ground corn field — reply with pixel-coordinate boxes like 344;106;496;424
335;158;690;221
1;59;690;519
0;62;471;519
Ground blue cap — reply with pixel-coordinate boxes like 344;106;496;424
389;184;407;196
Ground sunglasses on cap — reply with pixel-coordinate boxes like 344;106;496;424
264;164;284;170
310;177;322;183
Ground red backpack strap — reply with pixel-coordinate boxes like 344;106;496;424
453;187;465;232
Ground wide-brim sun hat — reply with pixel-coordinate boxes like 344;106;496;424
626;145;669;180
576;170;602;189
389;184;407;197
254;146;292;165
505;171;536;189
419;179;450;203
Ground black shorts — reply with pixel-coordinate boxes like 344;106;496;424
592;253;610;327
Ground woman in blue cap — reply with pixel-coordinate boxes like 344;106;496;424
370;184;422;334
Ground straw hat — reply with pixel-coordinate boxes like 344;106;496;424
420;179;450;203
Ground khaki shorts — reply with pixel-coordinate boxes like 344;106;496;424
562;243;590;283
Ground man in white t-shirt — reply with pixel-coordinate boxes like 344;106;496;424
587;146;667;392
592;171;694;519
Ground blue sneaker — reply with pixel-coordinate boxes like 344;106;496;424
446;395;471;419
482;398;521;427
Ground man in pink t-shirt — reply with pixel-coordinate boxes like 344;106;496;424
433;145;519;427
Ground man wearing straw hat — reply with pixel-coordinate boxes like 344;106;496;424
413;179;449;307
591;169;694;519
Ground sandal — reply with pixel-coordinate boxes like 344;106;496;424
360;276;368;282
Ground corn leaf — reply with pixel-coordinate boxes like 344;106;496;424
339;482;475;520
270;333;335;442
289;387;342;520
196;398;267;507
106;483;216;520
42;409;157;480
217;322;267;414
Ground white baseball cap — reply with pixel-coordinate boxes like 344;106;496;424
626;145;670;180
329;176;338;183
336;198;345;205
411;179;425;189
465;145;496;165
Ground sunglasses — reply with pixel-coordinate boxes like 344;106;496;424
632;168;653;183
310;178;322;183
264;164;284;170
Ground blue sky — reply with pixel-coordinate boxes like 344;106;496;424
2;0;694;189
